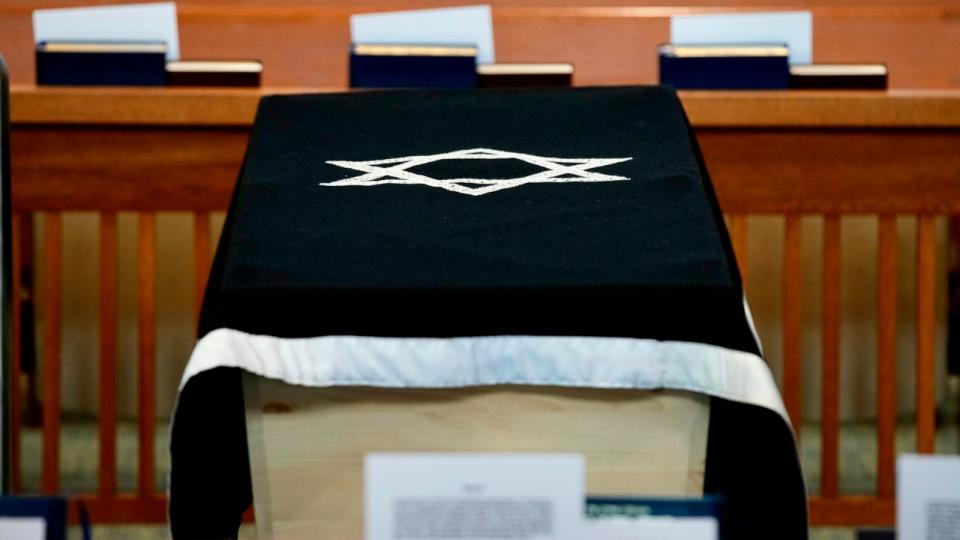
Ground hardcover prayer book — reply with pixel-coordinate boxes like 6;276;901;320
477;62;574;88
349;43;477;88
35;41;167;86
658;43;790;89
165;60;262;87
789;63;888;89
170;87;807;540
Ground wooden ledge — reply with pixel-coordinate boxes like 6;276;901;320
11;85;960;128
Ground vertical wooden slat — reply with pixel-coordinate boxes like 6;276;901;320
730;214;749;287
821;215;841;499
877;215;898;499
138;213;157;499
915;215;936;454
783;215;803;434
99;212;118;498
10;213;23;492
41;212;61;494
193;212;211;325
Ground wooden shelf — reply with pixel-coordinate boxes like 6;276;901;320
11;85;960;128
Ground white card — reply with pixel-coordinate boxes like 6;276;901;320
898;454;960;540
351;5;494;64
670;11;812;65
584;517;718;540
33;2;180;60
365;453;584;540
0;517;46;540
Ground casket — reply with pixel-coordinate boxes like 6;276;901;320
170;86;807;540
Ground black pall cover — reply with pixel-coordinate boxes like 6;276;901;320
170;87;807;539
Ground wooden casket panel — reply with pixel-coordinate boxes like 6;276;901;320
245;375;710;540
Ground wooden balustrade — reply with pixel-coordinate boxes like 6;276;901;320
8;207;948;525
727;213;943;526
6;88;960;526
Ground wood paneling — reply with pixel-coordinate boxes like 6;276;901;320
10;127;246;211
698;129;960;214
8;115;960;216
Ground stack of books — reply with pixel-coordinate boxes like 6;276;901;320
36;41;167;86
659;43;790;90
658;42;887;90
36;41;263;87
349;42;575;89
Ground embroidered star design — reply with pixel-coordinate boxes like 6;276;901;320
320;148;633;196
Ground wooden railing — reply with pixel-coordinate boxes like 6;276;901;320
726;212;941;525
8;88;960;526
10;210;218;522
698;103;960;524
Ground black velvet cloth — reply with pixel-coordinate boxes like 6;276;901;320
169;86;808;539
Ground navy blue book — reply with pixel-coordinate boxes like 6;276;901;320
0;496;67;540
659;43;790;90
36;41;167;86
349;43;477;89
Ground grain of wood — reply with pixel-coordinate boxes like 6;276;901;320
246;378;710;540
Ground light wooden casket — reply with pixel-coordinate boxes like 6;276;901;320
244;374;711;540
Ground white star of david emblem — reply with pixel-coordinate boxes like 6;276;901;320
320;148;633;196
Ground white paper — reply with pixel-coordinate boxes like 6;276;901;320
0;517;46;540
584;517;718;540
33;2;180;60
365;453;583;540
670;11;812;65
898;454;960;540
351;5;494;64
